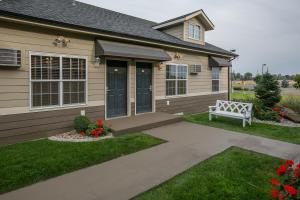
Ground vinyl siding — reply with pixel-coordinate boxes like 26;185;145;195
161;24;184;40
0;21;104;112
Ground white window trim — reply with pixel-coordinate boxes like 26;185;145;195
29;51;88;111
166;63;188;97
188;23;201;41
212;67;220;92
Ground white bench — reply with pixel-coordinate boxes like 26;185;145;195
209;100;253;127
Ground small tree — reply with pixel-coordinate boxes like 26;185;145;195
281;78;289;88
294;74;300;89
255;73;281;108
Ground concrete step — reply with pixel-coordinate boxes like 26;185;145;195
108;112;183;135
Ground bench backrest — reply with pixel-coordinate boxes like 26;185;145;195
215;100;252;114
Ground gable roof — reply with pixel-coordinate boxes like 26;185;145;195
0;0;236;57
152;9;215;31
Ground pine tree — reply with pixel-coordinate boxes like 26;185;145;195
255;73;281;108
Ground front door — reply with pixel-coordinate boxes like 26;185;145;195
136;62;152;114
106;60;127;118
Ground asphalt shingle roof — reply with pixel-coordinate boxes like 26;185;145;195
0;0;235;56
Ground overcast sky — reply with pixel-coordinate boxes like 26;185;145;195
78;0;299;75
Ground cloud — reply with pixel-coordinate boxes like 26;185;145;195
78;0;300;74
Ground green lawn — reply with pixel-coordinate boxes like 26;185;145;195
134;147;281;200
184;113;300;144
0;133;164;194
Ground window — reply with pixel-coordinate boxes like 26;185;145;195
30;53;87;109
189;24;201;40
166;64;187;96
212;67;220;92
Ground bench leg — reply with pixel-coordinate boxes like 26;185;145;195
243;119;246;128
209;113;212;121
249;118;252;125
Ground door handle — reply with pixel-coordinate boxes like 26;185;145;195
106;87;111;92
149;85;152;92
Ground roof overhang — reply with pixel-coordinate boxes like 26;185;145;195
209;57;231;67
153;10;215;31
95;40;172;61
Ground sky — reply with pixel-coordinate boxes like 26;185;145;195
78;0;300;75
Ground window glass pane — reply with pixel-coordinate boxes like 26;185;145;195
194;26;200;40
177;80;187;95
63;58;71;80
166;80;176;96
51;57;60;79
32;82;41;107
177;65;187;79
166;65;176;79
63;81;86;105
212;67;220;79
189;24;194;38
31;55;41;80
212;80;220;92
79;59;86;79
41;56;51;80
71;58;79;79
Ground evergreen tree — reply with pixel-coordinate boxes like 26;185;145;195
294;74;300;89
254;73;281;108
281;79;289;88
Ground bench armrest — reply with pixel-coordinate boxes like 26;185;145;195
209;106;217;112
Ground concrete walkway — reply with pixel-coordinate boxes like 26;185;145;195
1;122;300;200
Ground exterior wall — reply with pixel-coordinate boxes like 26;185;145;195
161;24;184;40
156;93;228;114
183;17;205;45
155;50;228;99
0;21;105;115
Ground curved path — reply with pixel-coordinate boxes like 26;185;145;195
1;122;300;200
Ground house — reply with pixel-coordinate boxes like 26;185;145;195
0;0;237;144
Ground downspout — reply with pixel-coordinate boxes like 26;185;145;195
227;56;239;100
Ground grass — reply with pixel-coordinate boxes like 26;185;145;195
133;147;281;200
184;113;300;145
0;133;164;194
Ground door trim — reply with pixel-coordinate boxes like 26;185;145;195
134;61;156;116
105;58;131;120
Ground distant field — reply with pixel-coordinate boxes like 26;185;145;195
231;91;300;101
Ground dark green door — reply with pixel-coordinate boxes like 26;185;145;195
136;62;152;114
107;60;127;118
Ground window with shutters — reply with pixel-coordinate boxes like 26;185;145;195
30;53;87;109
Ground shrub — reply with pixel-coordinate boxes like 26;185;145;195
294;74;300;90
270;160;300;199
255;73;281;108
281;79;289;88
281;96;300;114
74;116;91;133
85;120;111;137
253;101;280;122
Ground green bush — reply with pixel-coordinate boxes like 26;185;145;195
74;116;91;133
281;79;289;88
255;73;281;108
293;74;300;89
253;101;280;122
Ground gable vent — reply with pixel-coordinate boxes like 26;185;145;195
190;64;201;74
0;48;21;67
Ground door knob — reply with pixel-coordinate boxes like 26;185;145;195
149;85;152;91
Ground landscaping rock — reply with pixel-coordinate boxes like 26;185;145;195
48;130;114;142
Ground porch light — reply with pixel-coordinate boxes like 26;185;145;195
156;62;164;71
94;56;101;67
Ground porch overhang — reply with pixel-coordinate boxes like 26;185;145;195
95;40;172;61
209;56;231;67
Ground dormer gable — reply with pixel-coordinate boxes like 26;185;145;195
153;10;214;45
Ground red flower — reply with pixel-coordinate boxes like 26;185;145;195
271;179;280;186
271;189;279;199
294;169;300;178
286;160;294;166
296;163;300;169
284;185;298;196
80;131;85;136
97;120;103;127
277;165;287;176
91;130;97;136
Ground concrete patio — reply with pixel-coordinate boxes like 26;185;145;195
1;122;300;200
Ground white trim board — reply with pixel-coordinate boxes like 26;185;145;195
156;91;228;100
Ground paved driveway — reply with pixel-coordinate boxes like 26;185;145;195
1;122;300;200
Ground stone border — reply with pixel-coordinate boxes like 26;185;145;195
253;118;300;128
48;132;114;143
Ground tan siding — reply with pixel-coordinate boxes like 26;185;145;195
0;21;104;110
183;18;205;45
161;24;184;40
